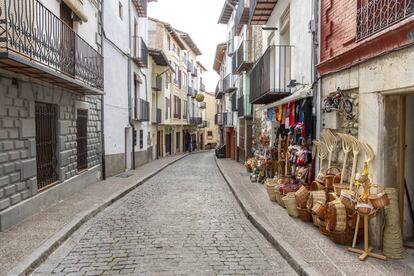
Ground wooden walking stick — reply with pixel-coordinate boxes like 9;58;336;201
337;133;352;184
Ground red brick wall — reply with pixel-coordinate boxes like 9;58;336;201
318;0;414;75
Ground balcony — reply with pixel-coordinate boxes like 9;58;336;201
132;0;147;17
199;120;209;128
134;99;150;121
0;0;103;94
187;61;193;73
199;102;206;109
227;35;235;57
215;113;223;125
200;82;206;92
223;74;236;94
189;117;203;125
249;0;278;25
152;108;162;124
231;93;238;111
238;96;245;117
356;0;414;41
235;0;250;35
223;112;234;127
132;36;148;68
187;86;195;97
233;40;254;74
152;75;162;91
192;66;198;77
250;45;292;104
215;80;224;99
193;89;198;98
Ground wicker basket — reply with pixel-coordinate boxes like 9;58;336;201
330;228;363;246
340;190;356;210
356;203;374;215
333;183;348;196
312;214;319;227
282;193;299;217
326;200;347;232
297;207;312;222
369;192;390;208
317;218;329;236
265;181;277;202
275;190;284;207
312;201;326;220
310;181;325;191
325;167;341;189
295;185;310;208
309;191;327;207
327;192;338;202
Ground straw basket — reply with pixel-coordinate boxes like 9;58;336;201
282;193;299;217
265;180;277;202
325;167;341;189
333;183;348;196
317;218;329;236
295;186;310;208
327;192;338;202
310;181;325;191
297;207;312;222
369;192;390;208
312;201;326;220
339;190;356;210
356;203;374;216
308;190;326;208
312;214;319;227
330;228;363;246
326;200;347;232
275;189;285;207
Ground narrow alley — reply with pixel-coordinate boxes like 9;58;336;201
32;153;296;275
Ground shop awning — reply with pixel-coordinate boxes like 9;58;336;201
259;85;313;110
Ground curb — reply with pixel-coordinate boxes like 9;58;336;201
9;154;189;276
215;157;320;276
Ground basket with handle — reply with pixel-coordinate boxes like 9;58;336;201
368;192;390;208
325;167;341;190
340;190;357;210
317;217;329;236
312;201;326;220
294;185;310;208
310;181;325;191
326;200;347;232
297;206;312;222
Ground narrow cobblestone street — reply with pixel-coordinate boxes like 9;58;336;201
33;152;296;275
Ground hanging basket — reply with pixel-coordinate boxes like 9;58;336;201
368;192;390;208
282;193;299;217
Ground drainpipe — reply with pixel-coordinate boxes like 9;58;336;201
100;0;106;180
127;0;136;169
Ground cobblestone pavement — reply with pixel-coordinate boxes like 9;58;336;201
33;153;296;275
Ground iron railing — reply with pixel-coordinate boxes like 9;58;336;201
0;0;104;91
231;93;237;111
233;40;254;74
187;60;193;73
223;73;236;93
76;109;88;171
215;113;223;125
238;96;245;117
132;0;147;17
235;0;250;35
223;112;234;127
35;102;59;190
215;79;224;99
250;45;292;104
152;108;161;124
189;117;203;125
152;75;162;91
132;36;148;68
135;98;150;121
356;0;414;41
187;86;195;97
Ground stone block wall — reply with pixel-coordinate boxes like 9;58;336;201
0;77;102;212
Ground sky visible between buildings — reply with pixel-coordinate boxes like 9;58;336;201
148;0;227;93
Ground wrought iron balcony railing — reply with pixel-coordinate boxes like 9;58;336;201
215;113;223;125
132;0;147;17
235;0;250;35
199;120;209;128
187;60;193;73
152;75;162;91
238;96;245;117
233;40;254;74
356;0;414;41
223;74;236;93
132;36;148;68
0;0;103;94
152;108;162;124
250;45;292;104
223;112;234;127
215;79;224;99
135;99;150;121
189;117;203;125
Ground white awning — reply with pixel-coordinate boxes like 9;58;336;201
259;85;313;110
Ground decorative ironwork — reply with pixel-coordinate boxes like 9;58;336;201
233;40;254;74
223;73;236;93
0;0;103;90
189;117;202;125
215;79;224;99
357;0;414;41
223;112;234;127
35;102;59;190
132;36;148;68
76;109;88;171
250;45;292;104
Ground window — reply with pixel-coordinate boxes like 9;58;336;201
183;73;188;89
173;96;181;119
139;130;143;149
35;102;59;190
207;131;213;139
165;97;169;119
165;73;169;89
134;77;140;119
76;109;88;171
183;100;188;118
118;2;123;20
176;132;180;152
147;131;151;146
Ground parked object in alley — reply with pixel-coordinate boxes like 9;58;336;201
323;88;353;116
215;144;226;158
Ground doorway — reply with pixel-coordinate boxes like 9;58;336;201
166;133;172;156
157;130;163;159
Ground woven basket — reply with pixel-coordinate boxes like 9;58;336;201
265;181;277;202
327;192;338;202
325;167;341;189
295;185;310;208
330;228;363;246
312;201;326;220
333;182;348;196
297;207;312;222
369;192;390;208
326;200;347;232
356;203;374;215
275;190;285;207
310;181;325;191
317;218;329;236
309;190;327;207
312;214;319;227
340;190;356;210
283;193;299;217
